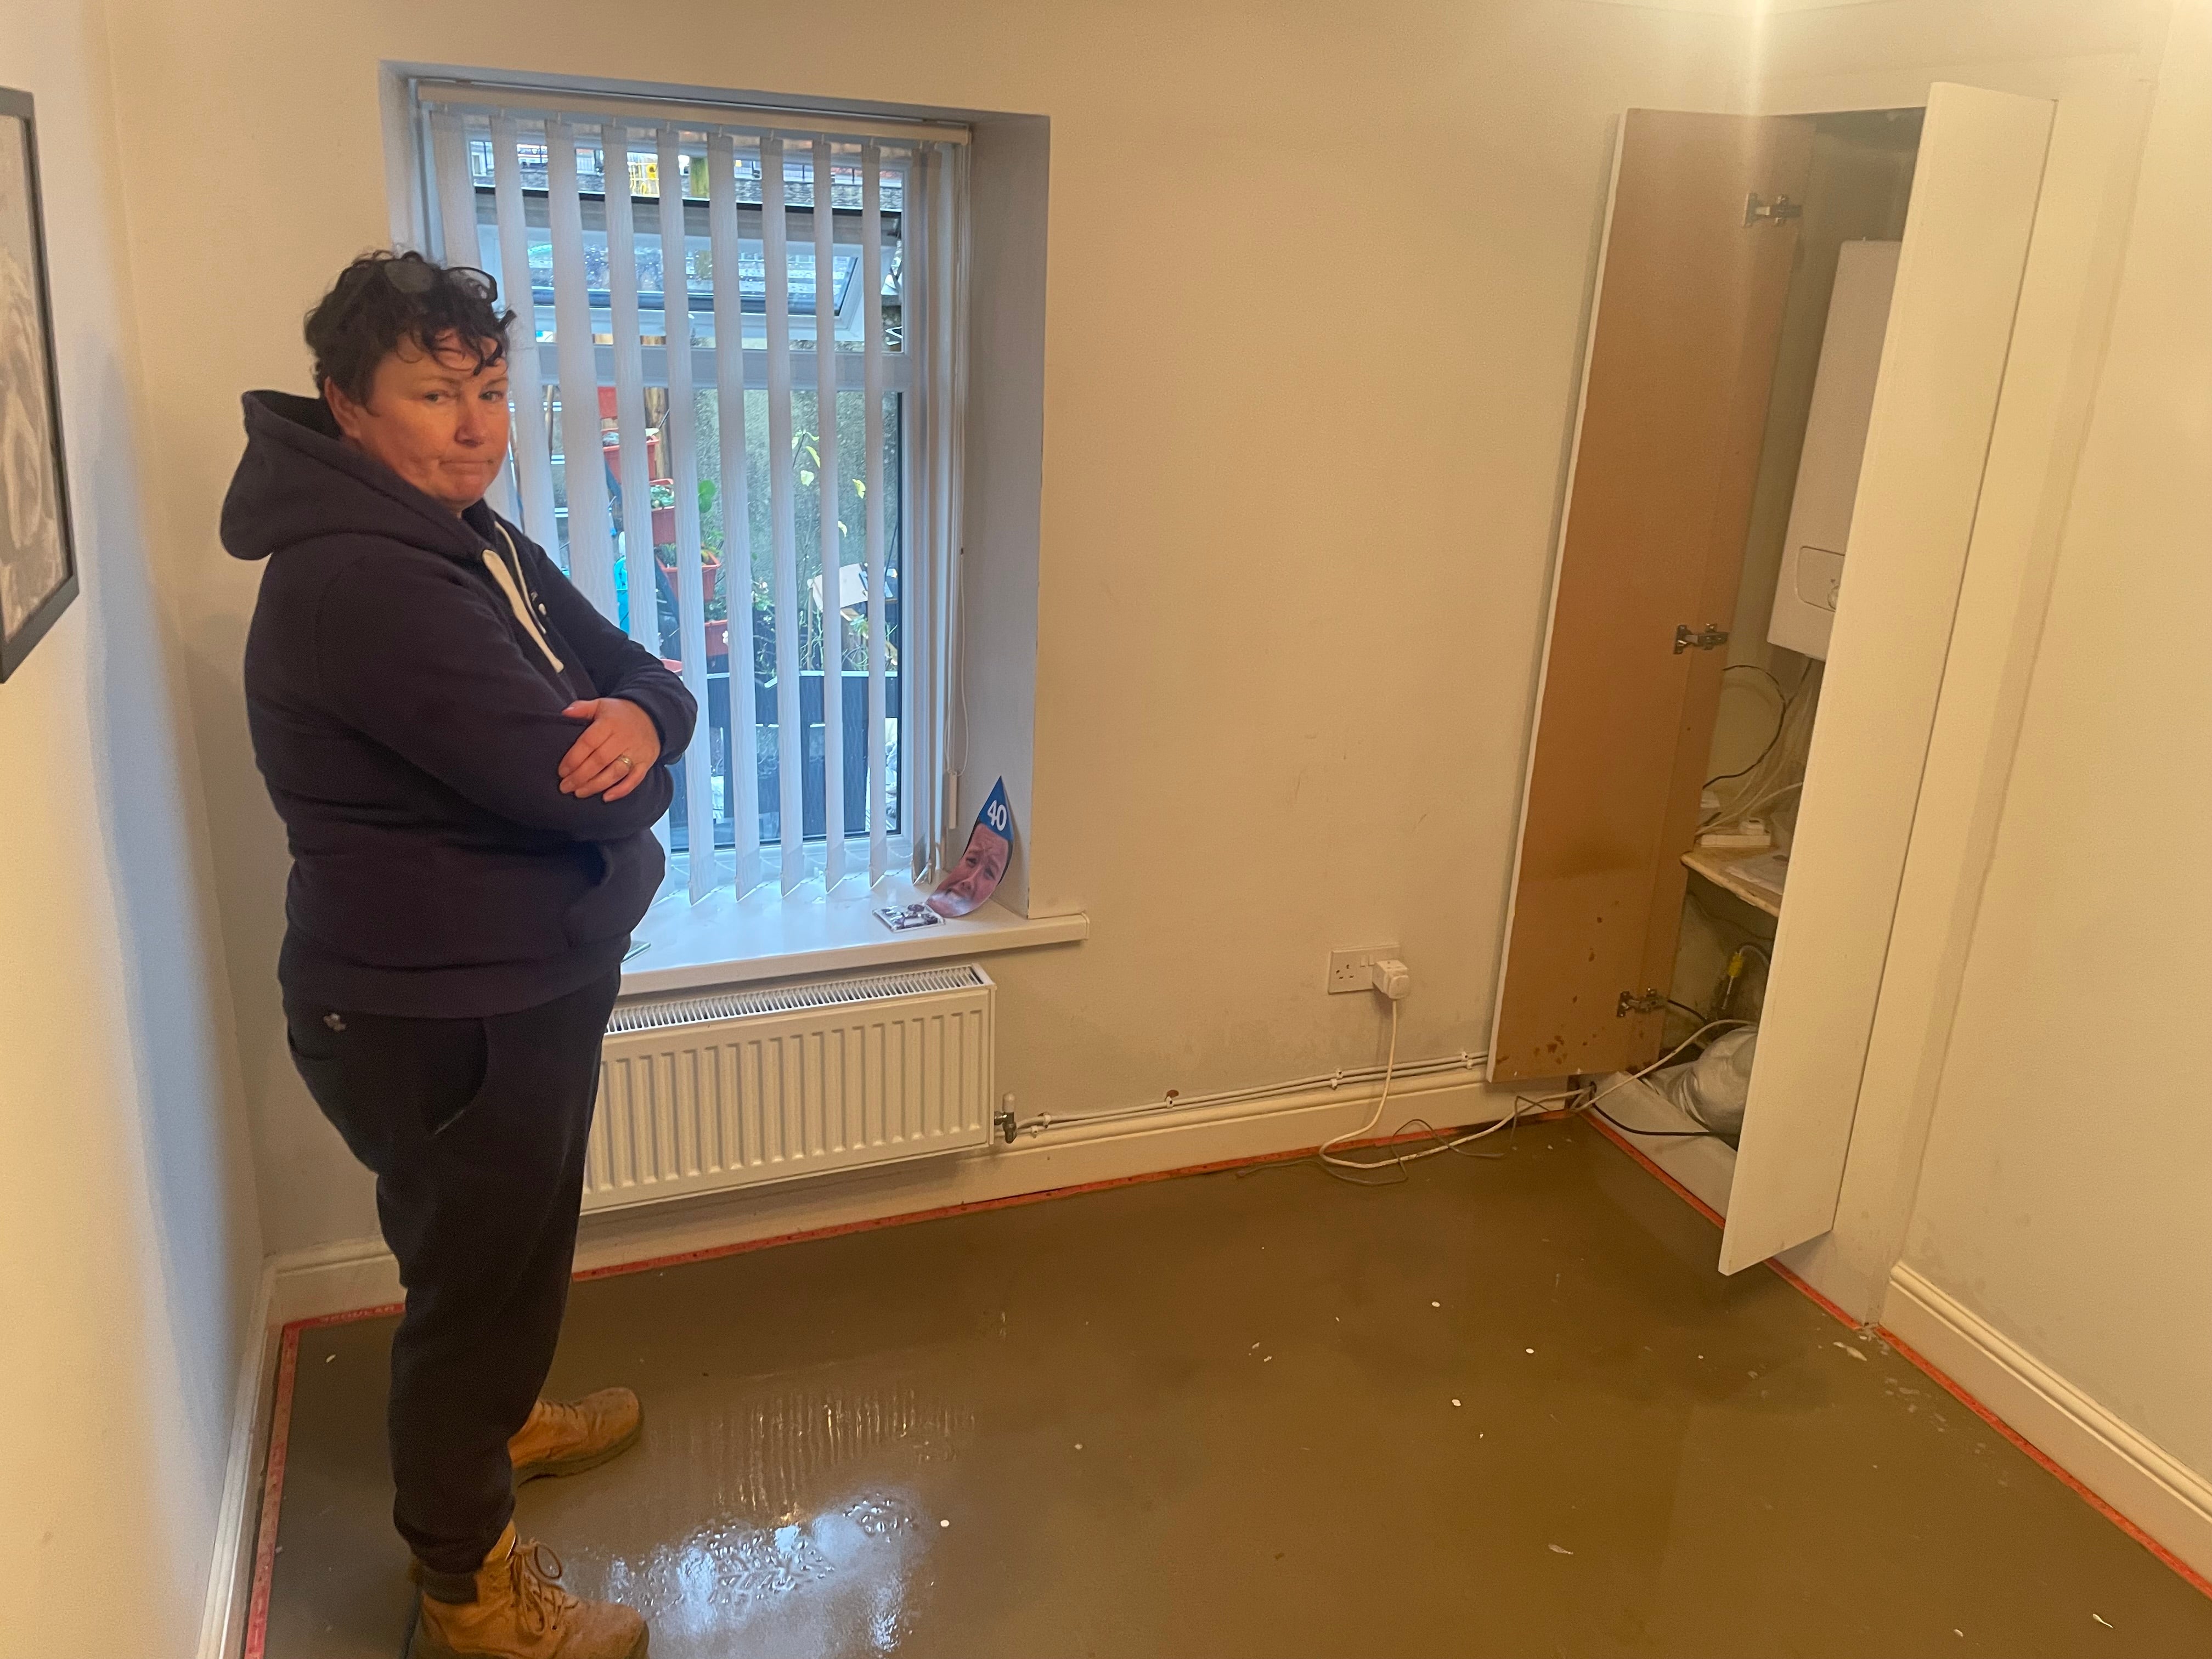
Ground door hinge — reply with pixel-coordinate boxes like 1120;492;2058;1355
1744;192;1804;227
1617;988;1664;1018
1674;623;1730;654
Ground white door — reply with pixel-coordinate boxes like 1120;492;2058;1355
1720;84;2056;1273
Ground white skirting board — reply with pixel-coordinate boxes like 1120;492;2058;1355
269;1064;1505;1327
1883;1263;2212;1585
198;1264;278;1659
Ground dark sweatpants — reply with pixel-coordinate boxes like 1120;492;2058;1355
283;970;621;1585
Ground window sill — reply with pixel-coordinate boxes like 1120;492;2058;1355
619;877;1088;997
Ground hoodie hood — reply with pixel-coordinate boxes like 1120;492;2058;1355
221;390;495;566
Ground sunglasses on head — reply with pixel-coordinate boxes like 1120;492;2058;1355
346;256;496;302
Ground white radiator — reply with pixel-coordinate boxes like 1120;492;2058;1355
583;963;995;1213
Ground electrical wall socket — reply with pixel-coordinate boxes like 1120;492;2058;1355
1327;945;1401;995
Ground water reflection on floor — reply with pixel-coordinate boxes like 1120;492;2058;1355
265;1123;2212;1658
601;1493;923;1655
541;1380;970;1659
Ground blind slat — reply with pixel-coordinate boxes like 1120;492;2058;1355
657;126;719;902
911;144;962;881
942;149;969;871
761;136;808;893
940;147;969;872
815;137;847;890
489;114;560;549
862;141;889;886
598;134;658;658
709;133;765;896
596;126;669;854
941;146;972;869
903;146;938;885
428;110;517;521
544;121;619;616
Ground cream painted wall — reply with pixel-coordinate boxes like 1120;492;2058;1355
100;0;1763;1255
1901;0;2212;1485
0;3;263;1654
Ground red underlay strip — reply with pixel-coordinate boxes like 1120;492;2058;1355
244;1109;2204;1657
1582;1113;2210;1601
242;1325;299;1659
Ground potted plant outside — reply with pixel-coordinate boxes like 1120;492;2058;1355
650;478;720;609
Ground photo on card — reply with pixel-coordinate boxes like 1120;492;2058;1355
928;778;1012;919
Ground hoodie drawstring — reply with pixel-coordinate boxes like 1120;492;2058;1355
484;526;565;674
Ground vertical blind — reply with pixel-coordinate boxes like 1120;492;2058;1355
419;85;968;903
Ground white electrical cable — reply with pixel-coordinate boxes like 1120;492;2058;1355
1318;1002;1401;1170
1322;1085;1556;1176
1322;998;1570;1177
1706;780;1805;830
1703;662;1820;830
1335;1016;1759;1177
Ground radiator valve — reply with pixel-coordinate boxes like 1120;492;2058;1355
996;1094;1018;1144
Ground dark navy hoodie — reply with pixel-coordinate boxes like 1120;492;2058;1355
224;391;697;1018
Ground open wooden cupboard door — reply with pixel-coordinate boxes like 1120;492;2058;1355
1488;112;1811;1084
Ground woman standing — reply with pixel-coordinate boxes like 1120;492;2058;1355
225;252;691;1659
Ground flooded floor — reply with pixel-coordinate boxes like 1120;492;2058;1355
263;1120;2212;1657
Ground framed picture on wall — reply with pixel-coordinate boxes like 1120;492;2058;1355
0;87;77;681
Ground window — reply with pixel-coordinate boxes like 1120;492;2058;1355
414;82;968;905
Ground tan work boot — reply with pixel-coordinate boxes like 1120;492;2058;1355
409;1524;647;1659
507;1389;642;1486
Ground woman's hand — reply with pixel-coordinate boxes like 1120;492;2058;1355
557;697;662;802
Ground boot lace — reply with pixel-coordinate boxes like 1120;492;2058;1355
535;1400;587;1440
507;1538;579;1636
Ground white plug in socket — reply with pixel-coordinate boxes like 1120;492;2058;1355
1327;945;1401;995
1368;958;1412;1000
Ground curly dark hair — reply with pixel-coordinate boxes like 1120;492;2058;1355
304;250;517;405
